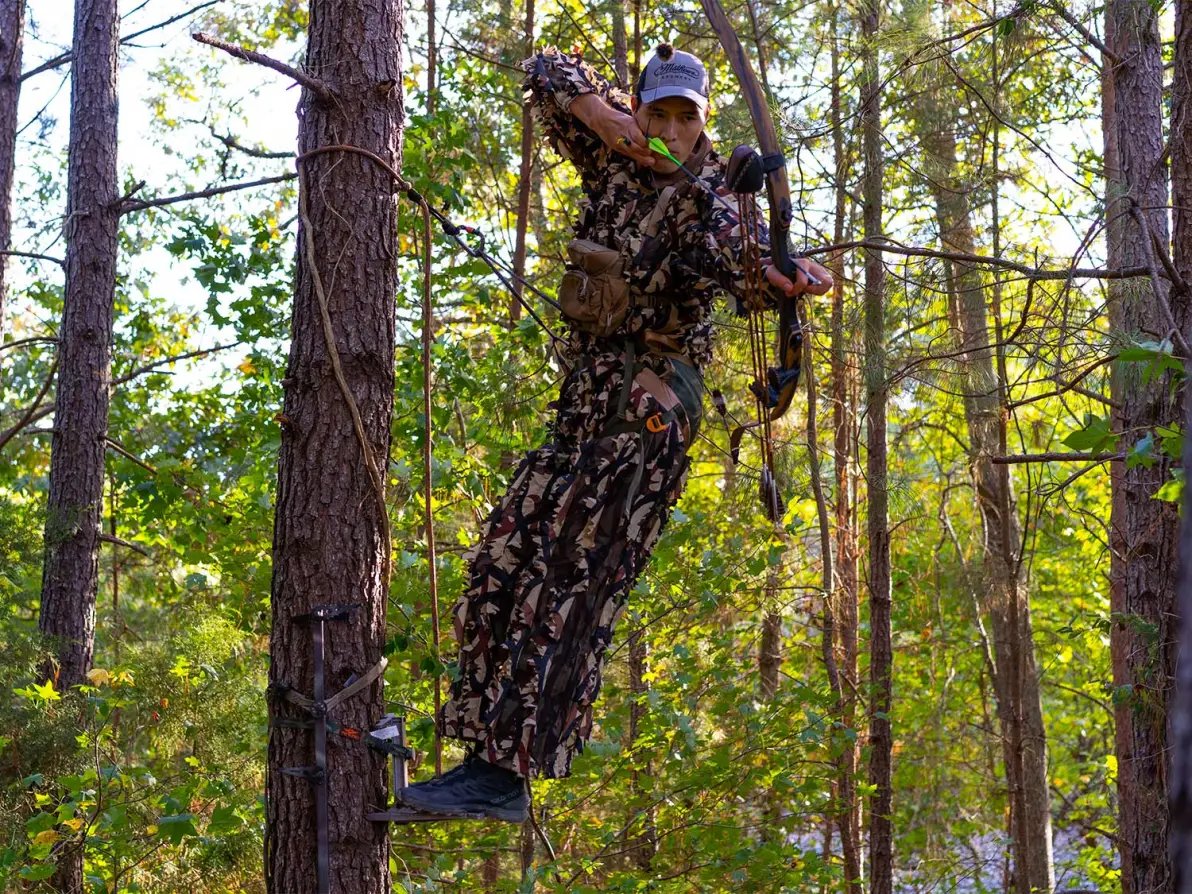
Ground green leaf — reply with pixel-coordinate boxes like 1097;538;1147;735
157;813;198;845
1127;432;1157;469
207;805;244;836
1155;470;1184;503
18;864;56;881
1157;424;1184;459
1062;414;1116;453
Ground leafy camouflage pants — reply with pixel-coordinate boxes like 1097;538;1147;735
440;350;696;778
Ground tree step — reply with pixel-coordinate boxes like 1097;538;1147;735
367;806;485;824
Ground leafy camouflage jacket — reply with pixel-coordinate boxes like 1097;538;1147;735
522;48;771;371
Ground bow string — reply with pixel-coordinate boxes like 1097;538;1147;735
697;0;812;521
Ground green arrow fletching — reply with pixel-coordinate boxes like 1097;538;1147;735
648;137;681;165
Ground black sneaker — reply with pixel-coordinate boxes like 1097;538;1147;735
398;756;529;822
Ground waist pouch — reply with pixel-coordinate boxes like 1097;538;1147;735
558;186;679;337
558;239;630;337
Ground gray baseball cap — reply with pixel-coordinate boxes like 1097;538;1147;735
635;44;709;112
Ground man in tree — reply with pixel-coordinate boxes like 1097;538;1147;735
400;43;832;821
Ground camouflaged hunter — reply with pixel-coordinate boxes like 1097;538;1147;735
398;43;830;821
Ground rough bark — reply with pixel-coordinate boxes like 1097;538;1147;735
759;604;781;701
37;0;118;888
264;2;403;891
1170;0;1192;885
509;0;534;324
626;625;656;869
830;8;862;887
39;0;118;696
1103;0;1179;889
914;79;1055;892
0;0;23;340
860;0;892;887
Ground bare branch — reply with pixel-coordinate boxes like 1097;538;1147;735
1129;203;1191;357
192;32;334;102
21;0;225;81
99;533;151;557
0;356;58;453
1006;354;1116;410
210;129;293;159
1041;0;1119;64
807;238;1151;281
121;0;223;45
1;249;65;266
105;437;157;475
120;174;294;214
112;342;240;386
0;335;58;354
992;452;1124;464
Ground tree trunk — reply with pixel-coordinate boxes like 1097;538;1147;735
914;77;1055;892
859;0;892;888
1104;0;1179;888
265;2;403;891
509;0;534;325
626;625;656;869
0;0;23;340
39;0;118;697
830;8;862;887
1169;0;1192;886
37;0;118;889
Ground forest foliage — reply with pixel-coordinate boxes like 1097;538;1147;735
0;0;1176;890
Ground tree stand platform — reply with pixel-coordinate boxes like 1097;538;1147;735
366;715;482;824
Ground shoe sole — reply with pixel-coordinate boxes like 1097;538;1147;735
397;789;527;823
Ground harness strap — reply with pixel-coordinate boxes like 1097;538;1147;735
270;656;388;713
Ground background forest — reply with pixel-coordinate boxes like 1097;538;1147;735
2;0;1191;891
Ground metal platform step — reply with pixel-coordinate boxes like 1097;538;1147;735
368;806;484;823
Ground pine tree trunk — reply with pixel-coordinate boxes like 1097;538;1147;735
265;2;403;891
859;0;892;887
39;0;118;689
626;625;656;869
37;0;119;889
1170;0;1192;885
509;0;533;325
829;9;862;887
0;0;23;340
914;84;1055;891
1103;0;1179;888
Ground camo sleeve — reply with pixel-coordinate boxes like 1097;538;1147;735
521;48;632;184
694;172;780;314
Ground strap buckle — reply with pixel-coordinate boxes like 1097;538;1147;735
645;413;669;433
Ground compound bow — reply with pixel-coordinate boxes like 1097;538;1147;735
698;0;810;521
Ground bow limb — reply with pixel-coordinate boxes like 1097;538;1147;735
697;0;804;425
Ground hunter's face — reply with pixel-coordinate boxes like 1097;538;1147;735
634;97;707;173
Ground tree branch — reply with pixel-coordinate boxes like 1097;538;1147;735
1;249;65;266
22;0;226;81
0;335;58;354
192;32;334;102
105;437;158;475
120;174;294;214
111;342;241;386
992;452;1124;464
806;238;1151;281
210;129;293;159
1042;0;1119;64
99;533;151;557
122;0;223;45
0;356;58;453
